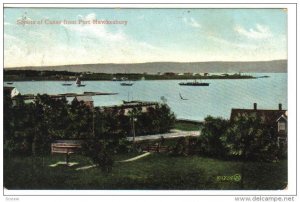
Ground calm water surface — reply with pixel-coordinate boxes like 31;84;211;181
5;73;287;121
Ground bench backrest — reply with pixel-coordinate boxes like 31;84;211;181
51;143;82;154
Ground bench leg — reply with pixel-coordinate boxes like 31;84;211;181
66;153;70;166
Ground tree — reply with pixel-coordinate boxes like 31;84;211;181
222;113;277;161
81;139;114;173
68;98;93;139
198;116;229;158
157;104;176;133
221;113;279;189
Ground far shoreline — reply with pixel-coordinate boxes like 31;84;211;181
3;69;272;82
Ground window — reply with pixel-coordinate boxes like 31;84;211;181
278;122;286;132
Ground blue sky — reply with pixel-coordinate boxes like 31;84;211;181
4;8;287;67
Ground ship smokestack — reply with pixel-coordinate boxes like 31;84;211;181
279;103;282;110
254;103;257;110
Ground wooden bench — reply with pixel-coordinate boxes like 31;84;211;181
51;142;82;165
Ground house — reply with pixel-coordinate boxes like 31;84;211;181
4;86;22;106
73;96;94;108
4;86;20;98
230;103;287;147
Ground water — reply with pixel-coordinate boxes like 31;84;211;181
5;73;287;121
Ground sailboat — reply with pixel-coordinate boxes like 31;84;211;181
76;77;86;87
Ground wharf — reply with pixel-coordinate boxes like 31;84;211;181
21;91;118;100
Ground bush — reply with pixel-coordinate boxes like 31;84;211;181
223;113;281;162
170;137;188;156
198;116;229;158
82;139;114;173
115;138;133;154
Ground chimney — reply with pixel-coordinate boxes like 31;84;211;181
279;103;282;110
253;103;257;110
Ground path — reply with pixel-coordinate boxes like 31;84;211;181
49;161;78;167
126;129;200;142
117;152;151;162
75;152;151;171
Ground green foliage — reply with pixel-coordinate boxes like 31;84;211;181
116;138;133;153
4;93;176;157
136;104;176;135
170;137;188;156
81;139;115;173
174;121;200;131
198;116;229;158
223;113;280;162
197;114;284;162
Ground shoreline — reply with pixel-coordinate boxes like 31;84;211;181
4;77;257;82
4;70;260;82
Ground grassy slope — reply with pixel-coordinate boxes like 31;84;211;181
4;154;287;190
174;122;200;131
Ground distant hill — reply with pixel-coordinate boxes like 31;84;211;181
6;60;287;74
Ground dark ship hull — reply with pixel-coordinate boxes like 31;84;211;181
120;83;133;86
179;82;209;86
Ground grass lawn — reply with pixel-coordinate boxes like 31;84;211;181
174;121;200;131
4;153;287;190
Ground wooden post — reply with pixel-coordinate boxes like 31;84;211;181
66;148;70;166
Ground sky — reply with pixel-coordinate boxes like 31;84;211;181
4;8;287;67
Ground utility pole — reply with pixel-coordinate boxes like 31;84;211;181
92;108;95;136
132;117;136;143
131;115;137;145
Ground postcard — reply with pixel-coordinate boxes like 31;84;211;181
2;2;297;201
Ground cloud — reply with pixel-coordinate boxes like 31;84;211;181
62;13;126;43
207;35;257;50
183;17;201;28
234;24;273;39
4;22;12;26
62;23;126;42
4;33;19;41
4;12;170;66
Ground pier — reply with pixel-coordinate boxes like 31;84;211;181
21;91;118;100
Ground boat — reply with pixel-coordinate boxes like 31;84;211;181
76;77;86;87
256;75;270;78
6;82;14;85
120;83;133;86
120;82;133;86
179;79;209;86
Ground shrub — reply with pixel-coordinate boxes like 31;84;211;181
82;139;114;173
170;137;188;156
